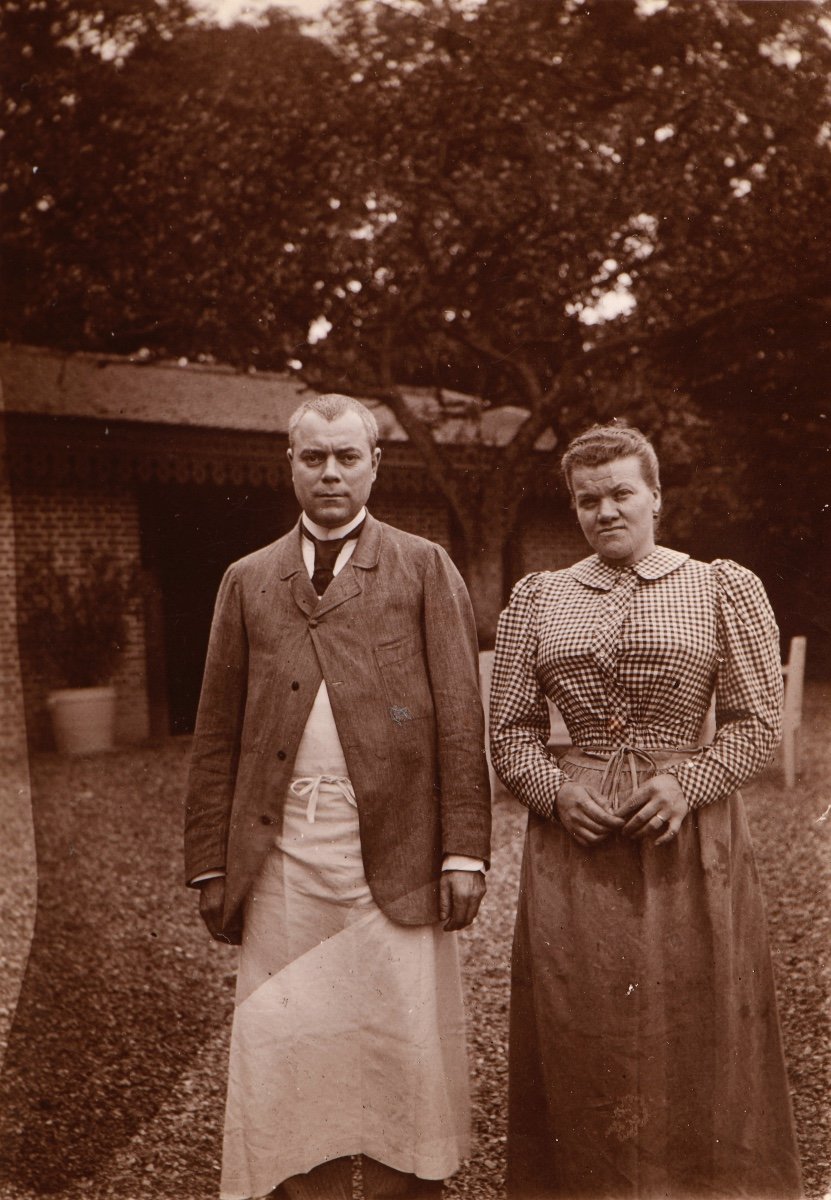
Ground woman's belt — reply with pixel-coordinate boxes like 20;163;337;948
561;745;702;811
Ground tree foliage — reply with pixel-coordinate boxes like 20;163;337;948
1;2;348;356
2;0;829;643
307;0;830;419
304;0;831;639
2;0;193;340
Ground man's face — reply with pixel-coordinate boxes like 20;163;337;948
287;410;381;528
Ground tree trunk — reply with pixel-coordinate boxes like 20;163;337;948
464;528;508;647
458;482;519;646
453;461;530;646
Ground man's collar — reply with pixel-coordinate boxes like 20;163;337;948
301;506;367;541
570;546;689;591
280;511;381;578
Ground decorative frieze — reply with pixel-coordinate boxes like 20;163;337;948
6;414;452;498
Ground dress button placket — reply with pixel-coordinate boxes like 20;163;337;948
608;713;625;739
591;567;638;745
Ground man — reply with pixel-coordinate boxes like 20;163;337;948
184;394;491;1200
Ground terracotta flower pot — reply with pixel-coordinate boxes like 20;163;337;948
46;686;117;755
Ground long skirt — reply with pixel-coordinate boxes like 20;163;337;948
508;751;803;1200
220;780;471;1200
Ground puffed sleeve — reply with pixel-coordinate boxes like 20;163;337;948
490;574;566;819
664;560;783;808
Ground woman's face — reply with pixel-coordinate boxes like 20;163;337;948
570;454;660;566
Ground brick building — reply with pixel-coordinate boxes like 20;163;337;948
1;343;584;755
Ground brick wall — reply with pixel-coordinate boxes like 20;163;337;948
11;477;149;750
0;427;36;1064
516;498;587;580
0;419;28;767
370;494;452;553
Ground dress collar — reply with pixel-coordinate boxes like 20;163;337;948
569;546;689;591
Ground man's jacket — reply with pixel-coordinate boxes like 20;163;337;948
183;514;491;936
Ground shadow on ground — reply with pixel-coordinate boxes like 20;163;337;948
0;743;233;1195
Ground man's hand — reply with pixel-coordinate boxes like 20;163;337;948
439;870;486;932
197;876;228;941
616;774;688;846
555;781;624;846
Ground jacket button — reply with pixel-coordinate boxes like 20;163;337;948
277;750;287;760
260;814;273;825
291;681;300;691
308;618;319;628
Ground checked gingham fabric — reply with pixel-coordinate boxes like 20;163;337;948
489;547;783;816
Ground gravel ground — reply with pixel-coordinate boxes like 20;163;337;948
0;686;828;1200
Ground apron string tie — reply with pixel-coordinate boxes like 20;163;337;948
289;775;357;824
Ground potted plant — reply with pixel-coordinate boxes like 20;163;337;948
20;549;142;754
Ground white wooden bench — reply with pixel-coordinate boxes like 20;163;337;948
781;635;806;788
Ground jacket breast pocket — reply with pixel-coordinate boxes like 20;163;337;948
374;634;433;722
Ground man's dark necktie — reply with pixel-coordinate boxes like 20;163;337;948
302;521;364;596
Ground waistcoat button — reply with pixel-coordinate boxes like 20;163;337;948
277;750;287;760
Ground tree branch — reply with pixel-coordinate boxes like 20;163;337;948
363;383;477;537
444;323;545;407
300;347;476;537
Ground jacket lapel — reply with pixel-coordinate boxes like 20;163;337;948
313;564;363;616
279;522;318;616
279;514;383;618
313;515;382;616
349;513;382;572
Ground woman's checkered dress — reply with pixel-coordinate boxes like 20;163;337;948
491;549;803;1199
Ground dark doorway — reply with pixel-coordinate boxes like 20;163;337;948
140;481;296;733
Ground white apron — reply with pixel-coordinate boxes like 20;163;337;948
219;684;471;1200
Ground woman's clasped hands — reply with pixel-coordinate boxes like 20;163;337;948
555;781;623;846
555;774;688;848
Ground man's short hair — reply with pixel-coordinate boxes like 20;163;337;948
288;394;379;450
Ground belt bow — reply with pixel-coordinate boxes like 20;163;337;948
597;745;657;810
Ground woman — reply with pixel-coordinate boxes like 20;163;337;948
490;424;802;1199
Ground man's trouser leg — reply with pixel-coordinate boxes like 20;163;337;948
276;1157;352;1200
361;1157;443;1199
274;1156;444;1199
